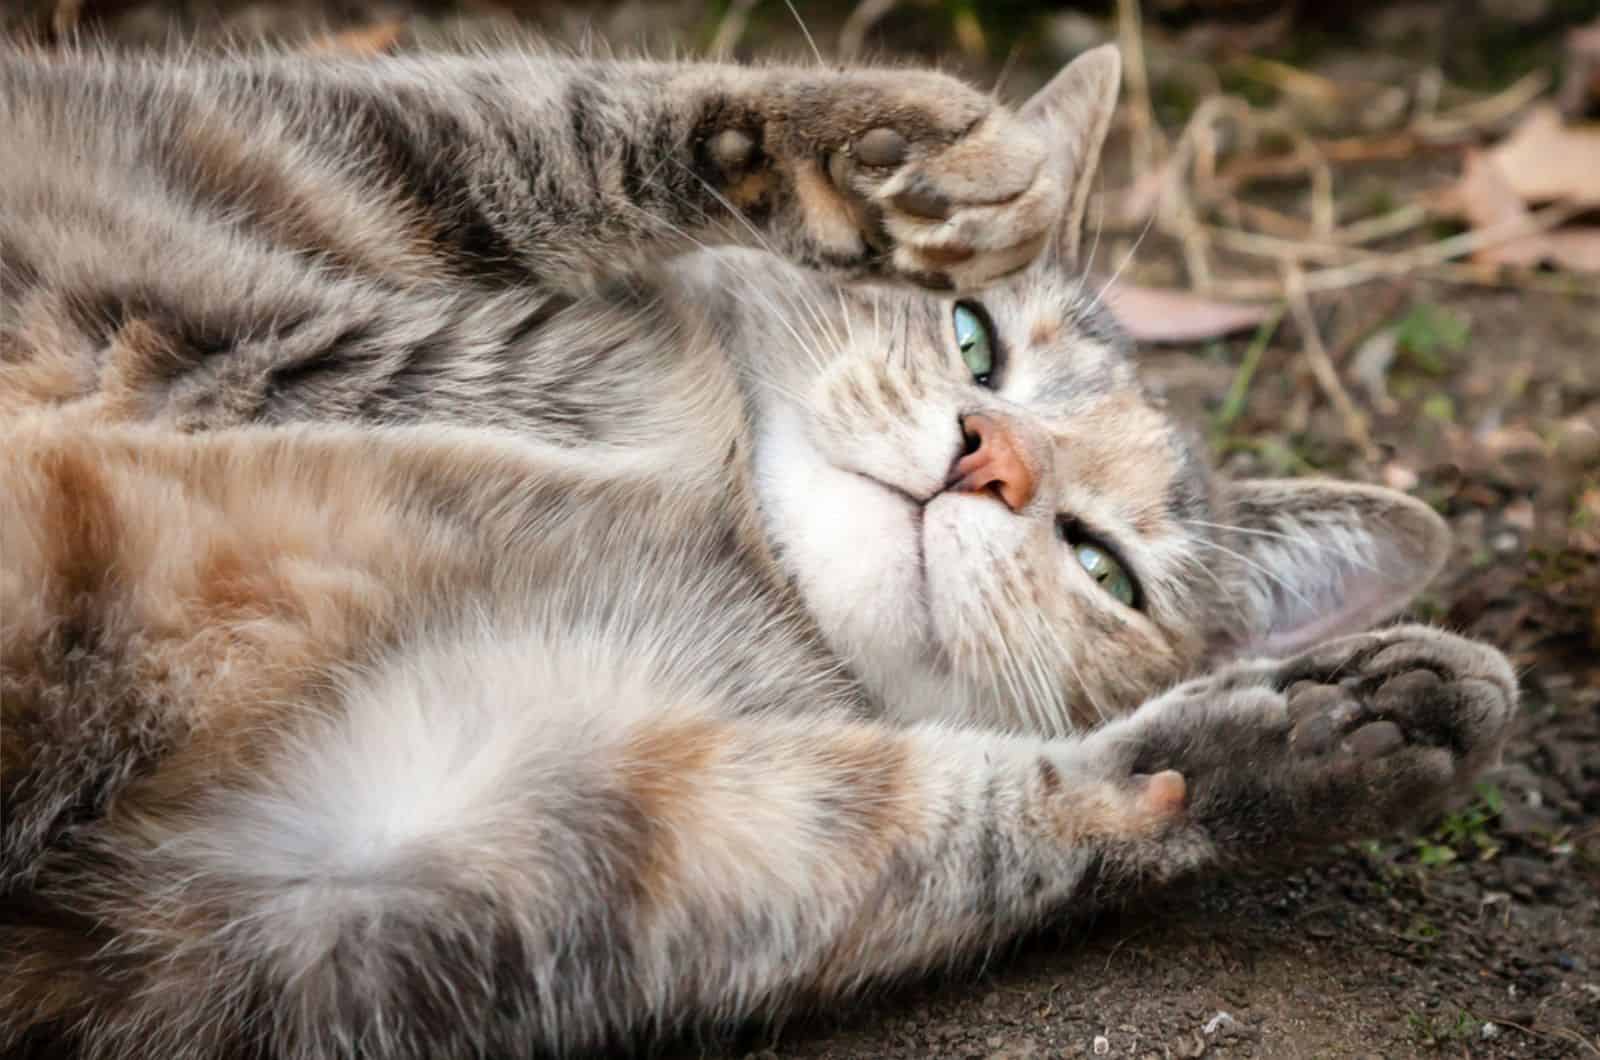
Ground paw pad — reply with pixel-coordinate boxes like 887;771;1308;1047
853;127;908;167
708;129;757;173
1342;720;1404;758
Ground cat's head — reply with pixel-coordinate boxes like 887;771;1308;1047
742;48;1450;733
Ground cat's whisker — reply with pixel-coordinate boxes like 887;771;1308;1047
1066;167;1108;308
781;0;827;67
1093;182;1159;309
632;199;833;377
656;160;846;364
835;289;855;348
1020;610;1069;734
1185;537;1319;613
1169;544;1250;624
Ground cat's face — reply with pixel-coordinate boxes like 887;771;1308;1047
743;54;1451;733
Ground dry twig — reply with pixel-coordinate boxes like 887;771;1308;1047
1285;266;1376;461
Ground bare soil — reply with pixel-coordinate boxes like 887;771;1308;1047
8;2;1597;1056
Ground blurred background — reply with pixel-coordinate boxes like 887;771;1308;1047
6;2;1598;1055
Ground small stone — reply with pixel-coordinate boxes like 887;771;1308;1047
985;1037;1041;1060
1502;498;1536;532
1382;461;1419;491
1491;529;1521;554
1092;1035;1111;1055
1555;412;1600;464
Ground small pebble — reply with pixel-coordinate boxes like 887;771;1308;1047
1092;1034;1110;1055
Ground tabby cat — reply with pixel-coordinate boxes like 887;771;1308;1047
0;41;1515;1059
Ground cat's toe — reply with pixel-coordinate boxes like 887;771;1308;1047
1282;626;1516;778
1253;628;1514;841
871;116;1061;290
1105;628;1516;861
1135;769;1189;817
808;105;1060;289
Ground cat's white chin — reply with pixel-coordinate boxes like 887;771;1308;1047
752;407;946;706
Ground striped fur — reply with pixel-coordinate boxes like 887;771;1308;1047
1;44;1513;1057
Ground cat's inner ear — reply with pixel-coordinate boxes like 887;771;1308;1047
1213;479;1452;660
1019;43;1122;270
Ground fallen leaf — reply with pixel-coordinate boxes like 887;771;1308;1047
304;20;405;56
1446;150;1600;272
1099;168;1169;229
1485;103;1600;205
1101;282;1273;344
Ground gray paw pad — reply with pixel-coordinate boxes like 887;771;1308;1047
1286;675;1437;762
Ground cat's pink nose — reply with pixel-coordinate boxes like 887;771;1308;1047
948;414;1037;512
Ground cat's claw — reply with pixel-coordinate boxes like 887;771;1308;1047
1099;626;1516;858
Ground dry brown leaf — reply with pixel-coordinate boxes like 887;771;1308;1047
1485;103;1600;205
1100;169;1167;229
304;20;405;56
1101;282;1273;344
1448;150;1600;272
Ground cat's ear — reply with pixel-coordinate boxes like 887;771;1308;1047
1213;479;1451;659
1019;44;1121;269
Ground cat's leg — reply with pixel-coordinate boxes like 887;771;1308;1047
248;48;1117;291
1080;626;1517;860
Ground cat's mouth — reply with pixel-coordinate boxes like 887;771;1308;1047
848;471;933;594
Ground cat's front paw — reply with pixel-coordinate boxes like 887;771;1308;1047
1100;627;1516;859
752;71;1062;291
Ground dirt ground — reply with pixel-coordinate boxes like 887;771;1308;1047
6;1;1597;1056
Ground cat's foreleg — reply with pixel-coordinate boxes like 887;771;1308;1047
356;53;1077;291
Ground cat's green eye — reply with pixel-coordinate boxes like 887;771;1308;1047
1074;542;1137;608
953;302;995;386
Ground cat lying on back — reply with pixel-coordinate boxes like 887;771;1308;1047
0;41;1514;1059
